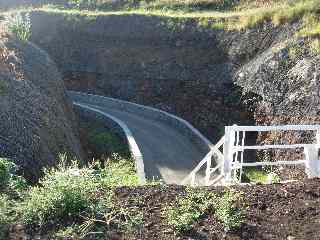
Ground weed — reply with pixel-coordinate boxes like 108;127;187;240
244;167;269;183
97;154;140;188
215;190;243;231
0;158;12;190
20;161;100;226
309;38;320;55
288;42;305;60
4;12;31;42
163;188;215;232
163;188;243;233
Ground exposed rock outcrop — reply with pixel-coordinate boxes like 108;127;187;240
27;11;320;167
0;35;84;181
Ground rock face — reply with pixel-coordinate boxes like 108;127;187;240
0;36;84;181
236;36;320;175
30;12;257;141
28;11;320;156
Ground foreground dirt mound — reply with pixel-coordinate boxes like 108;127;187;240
0;36;84;181
21;179;320;239
113;179;320;240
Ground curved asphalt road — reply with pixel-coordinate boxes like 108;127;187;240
78;102;208;185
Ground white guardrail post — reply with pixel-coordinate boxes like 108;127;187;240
223;126;235;183
304;145;320;178
205;151;212;186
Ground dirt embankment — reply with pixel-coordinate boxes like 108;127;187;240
29;12;318;145
30;12;256;142
113;179;320;240
0;35;84;181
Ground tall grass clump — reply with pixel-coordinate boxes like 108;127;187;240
20;161;101;226
68;0;97;9
97;153;140;188
4;12;31;42
234;0;320;30
0;158;12;190
19;154;140;228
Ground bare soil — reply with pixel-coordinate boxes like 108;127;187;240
109;179;320;240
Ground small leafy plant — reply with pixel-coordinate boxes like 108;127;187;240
4;12;31;42
163;188;243;233
215;190;243;231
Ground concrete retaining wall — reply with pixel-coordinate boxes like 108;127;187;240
73;102;146;184
69;91;213;155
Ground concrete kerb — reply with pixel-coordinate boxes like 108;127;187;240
73;102;146;185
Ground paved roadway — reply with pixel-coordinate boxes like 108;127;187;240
76;102;208;184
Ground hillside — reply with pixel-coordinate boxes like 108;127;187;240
0;33;84;181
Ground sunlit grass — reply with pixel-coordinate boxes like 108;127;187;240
3;0;320;40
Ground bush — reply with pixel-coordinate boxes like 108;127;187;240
97;154;140;188
20;162;100;225
89;132;129;158
0;194;14;239
163;188;217;232
4;12;31;42
20;155;139;227
215;190;243;231
0;158;12;190
163;188;243;233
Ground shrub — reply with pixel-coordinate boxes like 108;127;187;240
0;158;12;190
163;188;243;233
97;154;140;188
163;188;217;232
4;12;31;42
89;132;129;158
244;167;269;183
215;190;243;231
0;194;14;239
20;154;139;227
20;162;100;226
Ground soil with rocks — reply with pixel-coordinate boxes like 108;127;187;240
113;179;320;240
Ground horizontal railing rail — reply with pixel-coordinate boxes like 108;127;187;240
223;124;320;184
184;124;320;186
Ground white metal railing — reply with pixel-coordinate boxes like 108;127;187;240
181;136;225;186
223;124;320;184
183;124;320;186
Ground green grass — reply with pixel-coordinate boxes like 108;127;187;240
0;81;7;95
244;167;281;184
19;0;318;34
244;167;269;183
3;0;318;35
96;153;140;188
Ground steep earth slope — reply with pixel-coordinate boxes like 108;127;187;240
0;34;84;181
28;11;308;142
